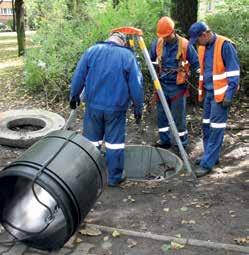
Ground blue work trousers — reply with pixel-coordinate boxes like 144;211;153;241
200;91;229;169
83;107;126;185
157;92;188;147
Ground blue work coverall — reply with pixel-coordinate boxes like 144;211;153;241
70;41;144;185
150;37;199;147
200;34;240;170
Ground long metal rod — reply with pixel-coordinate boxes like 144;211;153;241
137;36;196;180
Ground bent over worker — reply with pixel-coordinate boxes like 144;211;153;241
188;21;240;177
70;32;144;187
150;16;199;150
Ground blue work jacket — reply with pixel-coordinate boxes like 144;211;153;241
203;34;240;100
150;37;199;93
70;41;144;112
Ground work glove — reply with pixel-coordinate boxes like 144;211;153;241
134;107;143;125
222;98;232;108
69;96;80;110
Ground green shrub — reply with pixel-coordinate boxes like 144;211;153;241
24;0;171;100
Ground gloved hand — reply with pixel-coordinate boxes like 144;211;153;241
69;96;80;109
134;107;142;125
222;98;232;108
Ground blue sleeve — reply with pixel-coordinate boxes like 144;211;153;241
149;39;158;62
186;44;200;71
222;41;240;101
70;50;89;99
127;56;144;114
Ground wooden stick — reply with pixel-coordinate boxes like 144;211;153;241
86;223;249;254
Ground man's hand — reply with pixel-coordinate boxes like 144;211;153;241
69;96;80;109
222;98;232;108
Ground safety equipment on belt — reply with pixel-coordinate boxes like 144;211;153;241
157;16;175;38
69;96;80;109
156;35;190;85
198;35;239;103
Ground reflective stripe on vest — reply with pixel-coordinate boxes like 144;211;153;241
156;35;190;85
198;35;239;103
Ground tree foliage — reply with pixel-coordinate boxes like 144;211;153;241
24;0;171;99
205;0;249;96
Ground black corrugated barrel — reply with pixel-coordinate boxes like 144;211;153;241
0;130;107;250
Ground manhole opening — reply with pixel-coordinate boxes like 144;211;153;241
7;118;46;132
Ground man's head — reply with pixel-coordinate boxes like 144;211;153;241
108;32;127;46
188;21;212;46
157;16;175;42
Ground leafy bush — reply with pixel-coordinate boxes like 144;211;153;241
24;0;171;100
205;0;249;96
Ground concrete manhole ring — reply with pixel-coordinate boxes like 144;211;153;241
0;109;65;148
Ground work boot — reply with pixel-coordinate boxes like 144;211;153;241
154;140;171;149
108;177;126;187
194;166;212;178
195;157;220;166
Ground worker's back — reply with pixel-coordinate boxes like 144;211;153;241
82;41;143;112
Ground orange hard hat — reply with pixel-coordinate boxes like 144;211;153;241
157;16;175;37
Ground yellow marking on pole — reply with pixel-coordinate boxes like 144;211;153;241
154;80;161;90
138;38;146;50
129;39;135;48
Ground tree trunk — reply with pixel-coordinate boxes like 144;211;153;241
12;0;16;31
113;0;120;8
171;0;198;104
171;0;198;36
15;0;25;56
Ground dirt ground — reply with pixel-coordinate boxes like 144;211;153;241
0;33;249;254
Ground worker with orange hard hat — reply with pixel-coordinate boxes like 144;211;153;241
150;16;199;150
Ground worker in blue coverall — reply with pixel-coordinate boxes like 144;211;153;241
150;16;199;150
188;21;240;177
70;32;144;187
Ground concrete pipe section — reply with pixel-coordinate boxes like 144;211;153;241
124;145;183;180
0;109;65;148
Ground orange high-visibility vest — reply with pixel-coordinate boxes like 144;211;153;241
198;35;238;102
156;34;190;85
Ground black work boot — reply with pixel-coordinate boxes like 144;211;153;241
154;140;171;149
195;166;212;178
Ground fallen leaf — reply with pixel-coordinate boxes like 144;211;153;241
76;238;82;243
161;244;171;252
104;236;109;241
112;230;120;237
180;207;188;212
79;227;102;236
181;220;196;224
127;238;137;248
171;241;185;249
234;236;249;245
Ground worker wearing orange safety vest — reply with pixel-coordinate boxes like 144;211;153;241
150;16;199;150
188;21;240;178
